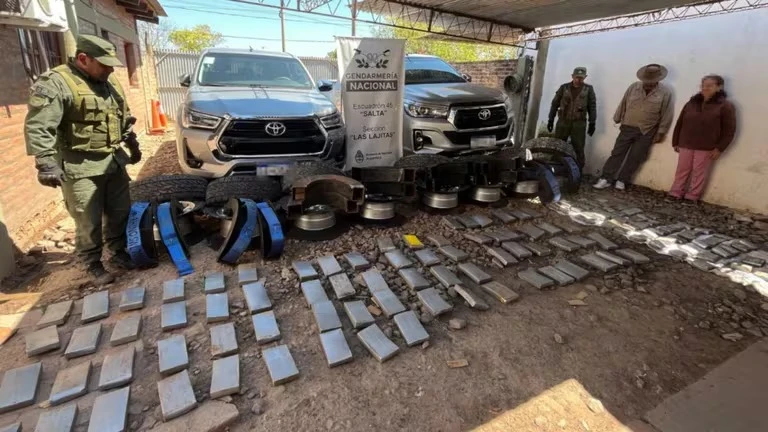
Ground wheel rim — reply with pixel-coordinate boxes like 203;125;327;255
361;201;396;220
295;211;336;231
514;180;539;194
470;186;502;203
422;192;458;209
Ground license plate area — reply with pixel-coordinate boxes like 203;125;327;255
256;163;292;176
470;136;496;149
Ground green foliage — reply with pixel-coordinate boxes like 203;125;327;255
326;50;337;60
371;20;517;63
168;25;224;52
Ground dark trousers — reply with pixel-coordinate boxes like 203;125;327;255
554;119;587;168
601;125;656;183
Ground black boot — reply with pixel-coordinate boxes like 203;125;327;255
109;251;137;270
87;262;116;285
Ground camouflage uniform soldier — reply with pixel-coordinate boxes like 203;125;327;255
547;67;597;168
25;35;142;285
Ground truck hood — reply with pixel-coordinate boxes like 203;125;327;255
404;82;506;106
186;86;337;118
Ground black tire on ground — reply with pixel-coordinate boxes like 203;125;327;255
393;154;452;169
521;137;578;161
282;161;347;190
205;175;283;206
129;175;208;203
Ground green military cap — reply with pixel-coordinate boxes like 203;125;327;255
572;67;587;77
76;35;123;67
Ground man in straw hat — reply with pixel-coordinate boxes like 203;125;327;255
593;63;673;191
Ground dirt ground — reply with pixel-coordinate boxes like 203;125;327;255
1;135;767;432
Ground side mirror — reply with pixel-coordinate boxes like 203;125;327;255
318;80;334;92
180;74;191;87
462;74;472;82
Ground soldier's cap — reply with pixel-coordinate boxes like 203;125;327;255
76;35;122;67
572;67;587;77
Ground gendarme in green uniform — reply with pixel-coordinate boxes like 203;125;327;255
24;35;140;283
547;67;597;168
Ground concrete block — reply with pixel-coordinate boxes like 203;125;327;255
621;207;643;216
81;290;109;323
441;215;465;230
376;236;396;252
566;235;597;248
311;300;342;333
518;269;555;289
430;265;462;288
49;361;91;405
87;386;130;432
384;250;414;270
343;252;370;270
535;221;562;235
242;282;272;314
151;401;238;432
328;273;356;300
0;424;20;432
252;311;281;344
579;253;619;272
490;209;516;223
596;250;632;266
206;293;229;324
35;403;77;432
262;344;300;385
690;259;715;271
393;310;430;346
556;221;583;234
458;262;492;284
464;232;493;245
712;244;739;258
398;268;431;291
109;314;141;346
210;322;238;358
98;346;134;390
237;264;259;285
453;284;490;310
25;325;60;356
357;324;400;362
319;328;353;367
547;237;582;252
0;362;41;413
521;207;543;218
300;280;329;306
456;214;481;229
485;247;518;267
481;281;520;304
292;260;318;281
438;245;469;262
158;334;188;376
552;260;588;282
510;209;533;221
693;234;730;249
64;322;101;359
342;300;375;329
485;229;523;243
118;286;145;311
36;300;73;328
210;355;240;398
162;278;185;303
361;269;390;293
371;289;406;318
158;370;198;421
501;241;533;259
586;232;618;250
204;272;226;294
317;255;343;276
470;214;494;228
417;288;453;316
414;248;441;267
426;234;451;247
538;266;575;286
161;301;188;331
521;242;552;257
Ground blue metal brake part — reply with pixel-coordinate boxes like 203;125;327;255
256;202;284;258
126;201;157;268
536;165;562;204
157;201;194;276
219;198;259;265
562;156;581;186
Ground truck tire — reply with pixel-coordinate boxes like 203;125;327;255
129;175;208;203
522;137;577;161
206;175;282;206
393;154;451;169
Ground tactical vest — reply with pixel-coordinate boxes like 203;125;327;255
558;83;590;121
51;64;127;153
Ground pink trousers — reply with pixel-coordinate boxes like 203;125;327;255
669;148;715;201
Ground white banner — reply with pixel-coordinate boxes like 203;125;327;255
336;37;405;168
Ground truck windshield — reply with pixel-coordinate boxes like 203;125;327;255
405;57;466;85
197;53;313;88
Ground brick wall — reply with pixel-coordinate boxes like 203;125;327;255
453;60;519;90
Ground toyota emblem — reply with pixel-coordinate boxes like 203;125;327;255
478;109;492;120
265;122;286;137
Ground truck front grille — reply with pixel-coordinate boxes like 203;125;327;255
452;106;508;130
443;124;512;146
219;119;326;156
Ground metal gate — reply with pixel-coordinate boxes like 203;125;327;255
154;49;339;116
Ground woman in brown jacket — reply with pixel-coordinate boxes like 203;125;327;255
669;75;737;203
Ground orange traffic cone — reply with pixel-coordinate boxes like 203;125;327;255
158;100;168;128
149;99;165;135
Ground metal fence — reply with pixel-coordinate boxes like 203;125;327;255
154;49;339;115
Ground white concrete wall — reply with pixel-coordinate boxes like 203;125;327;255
538;9;768;214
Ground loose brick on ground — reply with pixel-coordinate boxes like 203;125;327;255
36;300;73;328
263;344;300;385
87;386;130;432
0;362;42;414
110;314;142;346
417;288;453;316
237;264;259;285
35;403;77;432
158;370;198;421
317;255;343;276
161;301;188;331
64;322;101;359
25;325;60;356
300;280;329;306
98;346;135;390
163;278;185;303
204;272;226;294
328;273;356;300
393;311;429;346
319;328;353;367
210;322;238;358
357;324;399;362
342;300;375;329
119;286;145;311
81;291;109;323
210;355;240;398
49;361;91;405
311;300;342;333
252;310;281;344
158;334;189;376
206;293;229;323
242;282;272;313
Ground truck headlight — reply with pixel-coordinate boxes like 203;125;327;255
404;101;449;119
320;112;343;130
182;107;222;130
503;94;514;114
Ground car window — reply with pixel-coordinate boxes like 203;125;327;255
197;53;313;88
404;57;466;85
